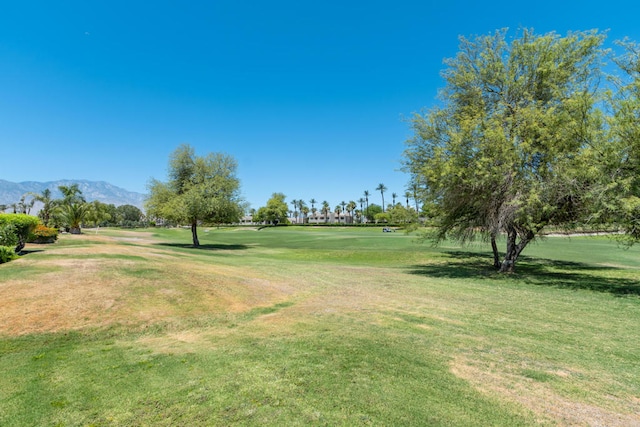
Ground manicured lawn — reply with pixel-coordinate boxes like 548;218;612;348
1;226;639;425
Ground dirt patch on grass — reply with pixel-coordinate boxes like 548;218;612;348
450;357;640;426
0;234;293;336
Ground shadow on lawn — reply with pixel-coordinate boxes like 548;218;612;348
155;243;249;251
407;250;640;297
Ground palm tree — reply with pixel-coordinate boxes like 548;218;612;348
363;191;370;222
301;206;309;223
298;200;307;224
410;183;420;213
17;195;35;214
404;191;411;208
309;198;317;212
347;201;357;223
56;202;89;234
321;201;330;223
290;199;298;221
58;184;85;204
376;183;387;212
29;189;54;226
358;198;365;223
334;205;342;223
392;192;397;207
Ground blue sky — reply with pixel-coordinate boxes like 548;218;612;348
1;1;638;210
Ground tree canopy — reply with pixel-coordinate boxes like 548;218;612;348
254;193;289;225
403;29;607;272
146;144;243;247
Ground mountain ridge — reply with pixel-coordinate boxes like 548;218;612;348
0;179;146;211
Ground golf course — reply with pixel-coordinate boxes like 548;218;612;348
1;226;639;426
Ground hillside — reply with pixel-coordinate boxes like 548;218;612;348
0;179;146;211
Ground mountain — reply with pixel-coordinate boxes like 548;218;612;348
0;179;146;212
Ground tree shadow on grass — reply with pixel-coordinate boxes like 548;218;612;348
407;250;640;297
155;243;250;251
18;248;45;256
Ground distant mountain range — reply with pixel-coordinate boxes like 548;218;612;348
0;179;146;212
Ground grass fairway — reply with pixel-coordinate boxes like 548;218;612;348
1;227;639;426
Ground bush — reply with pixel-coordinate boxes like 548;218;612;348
28;224;59;244
0;246;17;264
0;214;40;253
0;223;19;247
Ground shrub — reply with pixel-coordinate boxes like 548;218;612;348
28;224;59;244
0;223;19;248
0;214;40;253
0;246;17;264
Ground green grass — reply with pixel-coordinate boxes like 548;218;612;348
1;226;639;426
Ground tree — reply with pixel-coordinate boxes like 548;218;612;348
29;189;55;226
391;192;397;207
347;201;357;222
255;193;289;225
376;183;388;212
334;205;342;222
56;202;90;234
403;29;606;272
357;198;365;223
321;201;330;223
364;204;382;222
116;204;144;226
16;194;35;215
146;144;243;247
599;40;640;244
363;191;370;222
297;199;307;224
388;204;419;224
58;184;86;205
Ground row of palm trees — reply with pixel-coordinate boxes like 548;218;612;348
285;183;421;224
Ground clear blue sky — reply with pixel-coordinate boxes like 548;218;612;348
1;1;637;210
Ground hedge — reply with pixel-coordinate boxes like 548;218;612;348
0;213;40;253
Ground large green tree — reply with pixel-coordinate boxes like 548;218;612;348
600;40;640;243
146;144;243;247
403;29;606;272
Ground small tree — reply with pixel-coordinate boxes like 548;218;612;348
146;144;243;247
56;203;90;234
255;193;289;225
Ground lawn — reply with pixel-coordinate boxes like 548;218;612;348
1;226;639;426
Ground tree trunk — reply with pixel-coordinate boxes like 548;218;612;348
491;234;501;269
499;227;532;273
191;221;200;247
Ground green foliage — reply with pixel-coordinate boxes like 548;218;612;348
0;245;17;263
115;204;144;227
30;189;55;226
0;213;40;252
588;40;640;244
387;204;419;224
403;29;606;272
55;203;90;234
364;203;382;222
145;144;243;246
0;223;19;247
254;193;289;224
